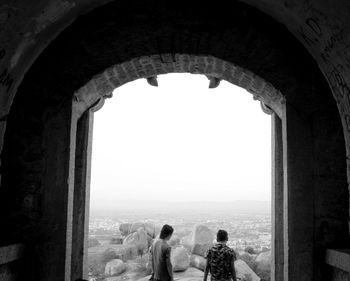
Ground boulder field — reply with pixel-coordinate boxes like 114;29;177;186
105;259;126;276
123;228;149;254
171;246;190;272
120;222;161;239
136;259;261;281
90;223;270;281
181;225;214;257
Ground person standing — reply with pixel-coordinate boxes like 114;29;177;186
203;229;237;281
149;224;174;281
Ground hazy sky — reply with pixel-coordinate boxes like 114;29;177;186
90;74;271;206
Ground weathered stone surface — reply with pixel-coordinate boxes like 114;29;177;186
124;228;148;254
105;259;126;276
97;245;139;261
326;249;350;273
120;223;132;236
105;255;151;281
331;267;350;281
129;222;160;238
237;252;257;271
88;246;119;275
255;251;270;280
88;244;139;273
171;246;190;272
1;2;350;281
190;254;206;271
235;260;260;281
130;222;146;234
145;223;160;238
169;234;180;247
104;257;150;281
137;267;204;281
183;225;214;257
118;245;139;261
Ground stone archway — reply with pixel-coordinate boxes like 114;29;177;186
0;1;348;281
71;55;285;280
73;54;284;117
70;53;305;281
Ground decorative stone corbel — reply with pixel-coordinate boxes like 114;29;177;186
146;76;158;87
206;75;221;88
260;101;274;115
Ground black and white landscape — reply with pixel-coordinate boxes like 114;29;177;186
88;200;271;281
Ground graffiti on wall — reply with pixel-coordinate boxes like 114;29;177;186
0;48;14;93
296;6;350;135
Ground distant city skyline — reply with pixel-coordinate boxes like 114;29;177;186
90;199;271;216
90;74;271;206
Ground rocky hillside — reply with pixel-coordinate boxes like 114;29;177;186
88;222;270;281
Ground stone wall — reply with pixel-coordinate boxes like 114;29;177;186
1;0;340;244
332;268;350;281
0;0;349;173
0;0;349;280
73;54;284;117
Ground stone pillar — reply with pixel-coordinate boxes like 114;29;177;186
40;100;77;281
71;109;94;280
282;103;314;281
271;113;284;281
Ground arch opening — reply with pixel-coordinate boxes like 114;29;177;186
87;73;273;281
73;54;284;118
0;1;348;281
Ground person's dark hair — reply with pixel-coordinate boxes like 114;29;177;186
217;229;228;242
160;224;174;239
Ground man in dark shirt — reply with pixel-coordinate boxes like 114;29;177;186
149;224;174;281
203;229;237;281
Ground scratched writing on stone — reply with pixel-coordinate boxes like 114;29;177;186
0;48;14;93
297;14;343;63
326;63;350;132
327;64;350;101
297;17;322;47
321;32;343;62
344;114;350;132
298;13;350;115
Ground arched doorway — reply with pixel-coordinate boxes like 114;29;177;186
0;1;348;281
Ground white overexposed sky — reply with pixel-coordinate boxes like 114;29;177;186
90;74;271;206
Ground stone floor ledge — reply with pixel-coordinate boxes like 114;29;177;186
325;249;350;272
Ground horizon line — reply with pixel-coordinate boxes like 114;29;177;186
90;199;271;204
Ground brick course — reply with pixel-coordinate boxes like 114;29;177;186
74;54;284;117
